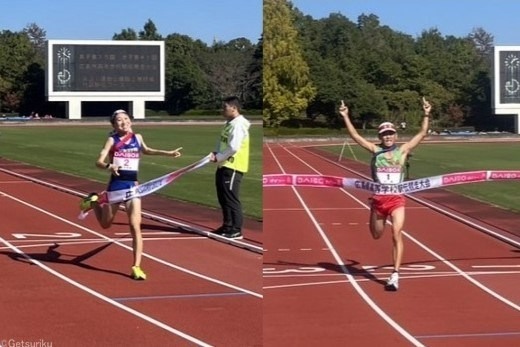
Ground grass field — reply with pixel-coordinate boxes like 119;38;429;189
0;123;262;219
325;141;520;213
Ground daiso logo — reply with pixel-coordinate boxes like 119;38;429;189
442;171;486;185
376;166;400;173
295;175;342;187
114;151;140;158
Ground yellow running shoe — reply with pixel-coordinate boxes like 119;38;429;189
79;193;99;212
131;266;147;280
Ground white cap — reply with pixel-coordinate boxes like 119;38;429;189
378;122;396;134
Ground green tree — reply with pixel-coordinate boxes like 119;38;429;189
295;12;360;125
284;6;502;130
263;0;316;127
468;27;494;61
113;19;162;41
23;23;46;59
0;30;38;113
20;63;46;115
164;33;212;114
112;28;138;40
243;35;263;109
112;20;261;113
0;20;261;116
139;19;163;40
203;38;255;103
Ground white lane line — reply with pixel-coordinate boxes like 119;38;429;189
114;231;181;235
403;231;520;311
0;166;262;254
264;207;371;211
0;237;205;250
0;237;213;347
264;270;520;279
267;248;332;252
264;271;520;290
267;145;424;347
0;190;262;299
472;265;520;268
264;206;427;211
415;331;520;339
301;147;520;248
292;146;520;311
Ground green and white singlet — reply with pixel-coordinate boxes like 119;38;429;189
372;146;405;184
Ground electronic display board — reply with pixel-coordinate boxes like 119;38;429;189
499;50;520;104
47;40;164;96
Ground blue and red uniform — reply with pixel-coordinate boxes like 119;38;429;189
106;133;142;201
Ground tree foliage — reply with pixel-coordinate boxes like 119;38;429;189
138;19;163;40
112;28;138;40
0;30;37;112
243;35;263;109
274;5;496;131
263;0;316;127
0;19;261;116
163;33;211;114
23;23;46;59
203;38;256;106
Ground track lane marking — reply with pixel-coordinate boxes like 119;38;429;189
300;146;520;248
473;265;520;268
263;206;428;211
0;236;213;347
112;292;249;302
284;145;520;312
416;331;520;339
0;167;262;254
264;271;520;289
0;189;262;299
266;144;425;347
0;236;205;250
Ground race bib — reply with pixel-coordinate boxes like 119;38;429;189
376;166;402;184
113;151;140;171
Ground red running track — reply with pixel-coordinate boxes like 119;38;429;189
0;170;261;346
263;142;520;347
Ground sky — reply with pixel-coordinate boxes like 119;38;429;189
292;0;520;46
2;0;517;48
0;0;262;45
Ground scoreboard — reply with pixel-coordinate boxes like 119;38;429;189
47;40;164;96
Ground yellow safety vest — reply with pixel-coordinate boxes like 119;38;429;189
220;121;250;173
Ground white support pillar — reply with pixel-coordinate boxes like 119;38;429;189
131;99;146;119
67;99;82;119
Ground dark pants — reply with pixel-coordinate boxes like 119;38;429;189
215;167;244;231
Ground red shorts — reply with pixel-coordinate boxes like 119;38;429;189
370;195;406;217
